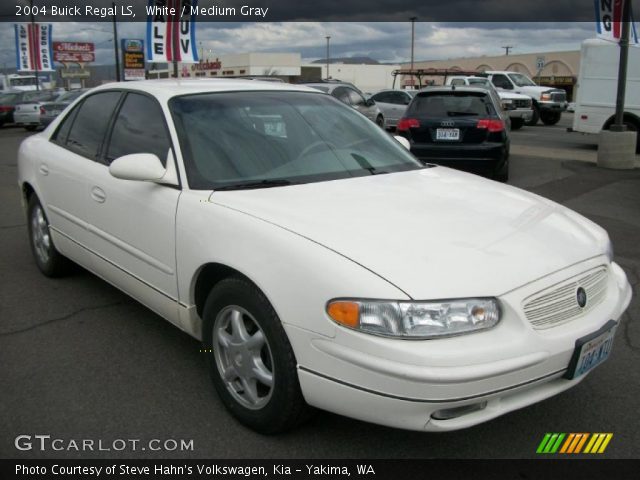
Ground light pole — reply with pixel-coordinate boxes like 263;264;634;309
325;36;331;80
112;2;120;81
410;17;417;71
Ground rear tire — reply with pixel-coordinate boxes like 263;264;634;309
202;276;311;434
510;118;524;130
540;111;561;126
27;195;73;277
526;104;540;126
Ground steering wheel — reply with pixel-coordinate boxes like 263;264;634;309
294;140;337;163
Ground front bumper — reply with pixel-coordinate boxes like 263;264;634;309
507;108;533;121
288;258;632;431
539;101;567;112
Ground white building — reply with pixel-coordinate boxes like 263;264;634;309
303;63;400;93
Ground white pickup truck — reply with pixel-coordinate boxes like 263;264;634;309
445;76;533;130
482;71;567;126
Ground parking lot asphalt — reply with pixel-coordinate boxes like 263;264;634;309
1;113;639;459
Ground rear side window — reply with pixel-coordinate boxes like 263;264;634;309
105;93;170;165
410;92;495;117
65;92;122;159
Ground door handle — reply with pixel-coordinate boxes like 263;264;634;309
90;186;106;203
39;164;49;176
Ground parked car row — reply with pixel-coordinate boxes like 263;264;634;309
0;88;88;130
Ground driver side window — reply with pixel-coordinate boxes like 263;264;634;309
491;74;513;90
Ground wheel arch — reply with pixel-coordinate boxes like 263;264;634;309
603;112;640;130
193;262;256;319
21;181;35;204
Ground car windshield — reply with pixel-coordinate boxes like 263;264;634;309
170;91;423;190
508;73;536;87
56;90;84;102
409;91;494;117
467;78;490;86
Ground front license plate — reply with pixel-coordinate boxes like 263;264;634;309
565;320;617;380
436;128;460;141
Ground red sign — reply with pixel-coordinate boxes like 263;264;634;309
53;42;95;53
54;52;95;63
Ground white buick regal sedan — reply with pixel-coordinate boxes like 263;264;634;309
18;80;631;433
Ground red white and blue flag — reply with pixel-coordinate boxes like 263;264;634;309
15;23;55;72
595;0;639;44
146;0;199;63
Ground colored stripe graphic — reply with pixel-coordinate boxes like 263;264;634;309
538;433;613;454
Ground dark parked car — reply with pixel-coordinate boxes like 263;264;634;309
40;89;89;127
397;86;510;182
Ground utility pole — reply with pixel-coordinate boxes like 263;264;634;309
410;17;417;71
325;36;331;80
611;0;632;131
29;0;39;91
112;2;120;81
502;45;513;56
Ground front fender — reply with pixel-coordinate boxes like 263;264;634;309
176;191;410;339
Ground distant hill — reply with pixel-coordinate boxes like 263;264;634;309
311;56;380;65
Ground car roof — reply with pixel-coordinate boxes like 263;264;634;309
417;86;490;94
89;79;321;102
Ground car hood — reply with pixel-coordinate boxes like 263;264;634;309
208;168;608;299
498;92;532;101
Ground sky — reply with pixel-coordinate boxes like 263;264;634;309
0;22;597;69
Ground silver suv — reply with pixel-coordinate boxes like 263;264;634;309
303;82;384;127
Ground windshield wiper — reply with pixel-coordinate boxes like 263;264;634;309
214;179;294;191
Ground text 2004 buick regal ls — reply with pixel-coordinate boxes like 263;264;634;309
18;80;631;433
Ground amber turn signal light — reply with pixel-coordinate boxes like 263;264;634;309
327;301;360;328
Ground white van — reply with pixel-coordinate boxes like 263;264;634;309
572;38;640;151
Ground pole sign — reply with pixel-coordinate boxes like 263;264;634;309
15;23;54;72
595;0;639;44
146;0;199;63
122;39;146;80
53;42;95;63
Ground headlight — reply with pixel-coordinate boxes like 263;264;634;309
540;93;552;101
327;298;500;339
501;100;514;110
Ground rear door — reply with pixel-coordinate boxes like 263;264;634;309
39;91;122;250
404;91;496;145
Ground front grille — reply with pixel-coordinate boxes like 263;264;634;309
551;91;566;103
523;266;608;330
514;99;532;109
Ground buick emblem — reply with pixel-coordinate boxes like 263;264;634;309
440;120;455;127
576;287;587;308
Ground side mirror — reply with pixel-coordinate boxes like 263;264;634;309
394;135;411;150
109;153;167;182
366;98;375;107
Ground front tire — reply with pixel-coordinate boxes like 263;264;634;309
540;111;561;126
526;104;540;126
27;195;72;277
202;276;310;434
375;114;384;128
